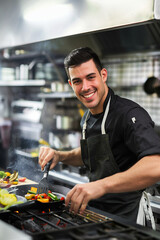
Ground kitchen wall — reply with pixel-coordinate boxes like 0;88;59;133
0;51;160;127
103;51;160;128
1;49;160;177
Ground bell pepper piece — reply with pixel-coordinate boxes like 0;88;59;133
3;181;8;184
30;187;37;193
12;181;18;185
5;172;11;177
37;198;50;203
25;193;36;200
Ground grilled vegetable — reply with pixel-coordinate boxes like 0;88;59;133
39;193;48;198
0;189;8;196
28;190;37;194
0;189;17;206
48;192;59;201
9;171;18;182
0;171;6;178
0;193;17;206
19;177;26;182
24;187;63;202
30;187;37;193
37;198;50;203
5;172;11;177
25;193;36;200
12;181;18;185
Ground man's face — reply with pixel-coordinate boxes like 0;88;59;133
68;59;108;114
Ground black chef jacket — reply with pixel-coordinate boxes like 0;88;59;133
80;87;160;174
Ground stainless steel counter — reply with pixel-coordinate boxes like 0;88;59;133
0;220;31;240
150;196;160;214
49;169;89;187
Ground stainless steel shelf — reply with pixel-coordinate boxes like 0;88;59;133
38;92;76;99
0;80;46;86
49;170;89;187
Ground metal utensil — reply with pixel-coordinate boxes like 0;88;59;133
8;188;18;193
37;161;52;194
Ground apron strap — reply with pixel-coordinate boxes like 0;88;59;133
82;96;111;139
101;96;111;135
82;111;90;139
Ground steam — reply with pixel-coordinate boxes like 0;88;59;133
7;146;43;182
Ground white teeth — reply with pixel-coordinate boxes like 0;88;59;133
84;92;94;98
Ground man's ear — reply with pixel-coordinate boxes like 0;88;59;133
68;79;72;87
101;68;107;83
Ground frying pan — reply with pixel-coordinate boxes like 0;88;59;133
8;197;65;211
11;183;70;196
2;184;70;211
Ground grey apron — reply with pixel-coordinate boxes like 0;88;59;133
80;97;142;222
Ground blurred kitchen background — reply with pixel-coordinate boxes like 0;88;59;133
0;0;160;187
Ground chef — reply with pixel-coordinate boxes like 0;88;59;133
39;47;160;225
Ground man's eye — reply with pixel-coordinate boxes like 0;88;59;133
88;76;95;80
73;80;80;85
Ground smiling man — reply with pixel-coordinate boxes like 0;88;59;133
39;47;160;225
67;58;108;114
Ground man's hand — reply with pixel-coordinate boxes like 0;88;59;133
65;180;105;214
39;146;59;170
39;146;82;170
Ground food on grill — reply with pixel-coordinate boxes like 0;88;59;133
18;177;27;182
0;170;26;186
0;171;6;178
25;187;65;203
0;170;18;184
0;188;24;210
0;193;17;206
9;171;18;181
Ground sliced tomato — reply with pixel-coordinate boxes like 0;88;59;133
35;194;40;200
60;197;65;201
19;177;26;182
40;193;48;198
46;196;51;201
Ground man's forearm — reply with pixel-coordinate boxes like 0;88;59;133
100;155;160;194
58;147;84;166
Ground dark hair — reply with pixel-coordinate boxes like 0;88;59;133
64;47;103;79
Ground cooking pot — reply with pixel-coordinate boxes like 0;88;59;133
54;115;73;130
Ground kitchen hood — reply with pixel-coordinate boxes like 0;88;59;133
0;0;160;54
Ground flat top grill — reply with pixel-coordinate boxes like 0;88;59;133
1;184;160;240
1;201;160;240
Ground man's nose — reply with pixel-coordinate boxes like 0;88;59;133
82;79;89;91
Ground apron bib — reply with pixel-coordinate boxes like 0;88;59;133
80;97;142;222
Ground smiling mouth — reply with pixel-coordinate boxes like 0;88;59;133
83;91;96;99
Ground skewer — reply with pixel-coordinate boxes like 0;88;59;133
64;203;110;223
